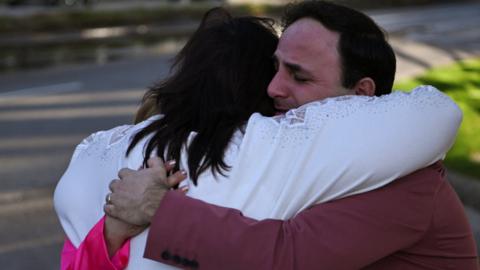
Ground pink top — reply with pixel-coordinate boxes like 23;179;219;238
60;216;130;270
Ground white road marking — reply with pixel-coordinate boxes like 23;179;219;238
0;88;144;107
0;233;63;254
0;81;83;98
0;104;138;121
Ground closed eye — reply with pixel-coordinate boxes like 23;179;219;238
294;74;308;83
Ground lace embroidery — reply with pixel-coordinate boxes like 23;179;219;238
253;85;453;148
73;123;146;163
108;125;134;148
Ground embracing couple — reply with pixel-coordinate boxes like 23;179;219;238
54;1;478;269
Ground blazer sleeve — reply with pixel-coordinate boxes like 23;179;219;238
144;164;446;270
60;216;130;270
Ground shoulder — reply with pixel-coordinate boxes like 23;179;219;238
307;163;446;225
378;162;446;202
71;115;162;162
247;85;458;129
368;162;446;220
404;164;478;261
396;161;445;189
70;125;130;161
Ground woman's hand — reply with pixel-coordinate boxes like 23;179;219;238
104;215;146;257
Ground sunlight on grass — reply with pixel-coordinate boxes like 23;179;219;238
394;58;480;179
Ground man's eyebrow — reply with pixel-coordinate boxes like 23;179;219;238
285;62;302;72
272;54;314;77
285;61;313;77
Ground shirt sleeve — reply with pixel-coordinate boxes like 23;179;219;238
144;165;448;270
60;216;130;270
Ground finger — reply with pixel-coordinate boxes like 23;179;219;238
147;158;167;179
166;170;188;187
104;204;125;222
147;157;165;169
107;192;121;207
180;185;189;194
108;179;120;192
163;160;177;172
105;193;112;205
104;203;118;219
118;168;134;179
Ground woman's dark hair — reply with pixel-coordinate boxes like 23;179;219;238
282;0;396;96
127;8;278;184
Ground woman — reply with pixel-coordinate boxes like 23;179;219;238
54;8;461;270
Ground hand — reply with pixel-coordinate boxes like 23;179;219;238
104;157;187;226
104;215;145;257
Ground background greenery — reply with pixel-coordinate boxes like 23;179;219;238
394;59;480;179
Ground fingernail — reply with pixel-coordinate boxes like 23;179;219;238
180;170;187;175
167;160;176;166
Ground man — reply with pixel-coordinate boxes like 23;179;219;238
105;1;478;269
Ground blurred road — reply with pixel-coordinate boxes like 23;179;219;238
0;2;479;269
0;56;171;269
369;2;480;79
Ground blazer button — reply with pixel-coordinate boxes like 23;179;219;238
181;258;190;266
172;255;181;264
190;260;199;269
161;250;171;260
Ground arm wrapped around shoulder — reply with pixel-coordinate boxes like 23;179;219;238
340;85;462;184
299;85;463;204
301;85;462;203
230;85;462;218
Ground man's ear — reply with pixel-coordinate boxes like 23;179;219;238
353;77;376;96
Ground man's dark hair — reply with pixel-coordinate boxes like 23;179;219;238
282;0;396;96
127;8;278;184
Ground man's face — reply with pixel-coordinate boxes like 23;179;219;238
268;18;354;113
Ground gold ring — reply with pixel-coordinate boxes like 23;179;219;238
105;193;112;204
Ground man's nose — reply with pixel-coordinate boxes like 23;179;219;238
267;72;287;99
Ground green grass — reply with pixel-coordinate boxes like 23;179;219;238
394;58;480;179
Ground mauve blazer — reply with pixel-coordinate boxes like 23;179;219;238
145;162;479;270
